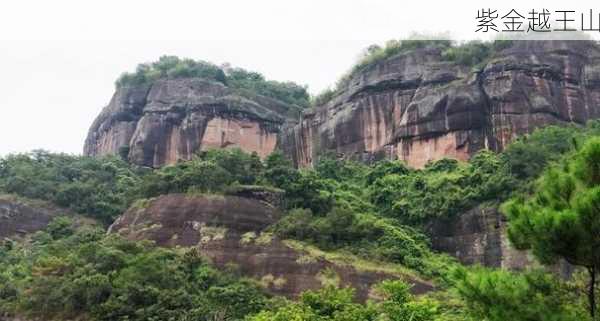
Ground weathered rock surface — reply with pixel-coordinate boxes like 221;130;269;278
109;194;434;300
0;195;67;239
282;41;600;167
84;79;295;167
85;41;600;275
427;204;529;269
427;204;573;276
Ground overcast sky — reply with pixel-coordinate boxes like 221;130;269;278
0;0;594;155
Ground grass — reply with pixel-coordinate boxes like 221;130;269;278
282;239;431;285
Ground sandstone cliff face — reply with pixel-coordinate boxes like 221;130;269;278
282;41;600;167
84;79;293;167
109;194;434;300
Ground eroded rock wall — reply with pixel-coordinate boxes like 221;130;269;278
427;205;529;269
427;204;574;277
109;194;434;300
84;79;292;167
282;41;600;167
0;195;86;239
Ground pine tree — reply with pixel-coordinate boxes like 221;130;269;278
503;137;600;318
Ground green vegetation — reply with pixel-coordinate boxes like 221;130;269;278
502;137;600;318
441;40;513;67
115;55;310;108
138;149;263;198
226;67;311;109
250;281;446;321
0;151;141;225
115;55;226;87
369;152;515;224
312;39;514;107
2;121;600;320
454;267;588;321
0;217;266;321
331;39;452;100
272;207;454;277
502;122;600;180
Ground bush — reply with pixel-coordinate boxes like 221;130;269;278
369;151;515;224
0;151;141;225
453;267;587;321
315;39;514;106
115;55;226;87
0;221;266;321
250;281;442;321
311;88;337;107
116;56;310;108
137;148;263;198
441;40;512;67
271;207;453;277
227;67;310;108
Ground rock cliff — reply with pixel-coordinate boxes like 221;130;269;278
281;40;600;167
86;41;600;168
427;204;529;269
109;193;434;300
1;195;68;239
84;78;295;167
86;41;600;274
427;204;573;276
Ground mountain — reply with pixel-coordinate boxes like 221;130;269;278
13;40;595;320
282;40;600;167
84;78;297;168
79;40;600;275
86;41;600;169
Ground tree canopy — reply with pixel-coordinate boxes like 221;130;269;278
503;137;600;318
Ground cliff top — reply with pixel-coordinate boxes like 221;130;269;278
115;55;311;111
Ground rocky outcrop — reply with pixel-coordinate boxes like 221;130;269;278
109;194;434;300
427;204;573;276
84;78;295;167
0;195;68;239
282;41;600;167
427;205;529;269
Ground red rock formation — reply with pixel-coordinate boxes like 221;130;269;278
281;41;600;167
84;78;293;167
109;194;434;300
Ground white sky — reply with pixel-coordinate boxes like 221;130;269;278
0;0;596;155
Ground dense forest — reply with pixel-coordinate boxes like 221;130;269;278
1;121;600;321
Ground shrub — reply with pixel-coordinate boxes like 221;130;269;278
0;221;266;321
453;267;587;321
116;56;310;109
0;151;141;225
369;151;515;224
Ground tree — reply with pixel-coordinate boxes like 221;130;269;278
502;137;600;318
453;267;585;321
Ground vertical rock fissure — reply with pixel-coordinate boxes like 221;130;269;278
475;68;497;152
